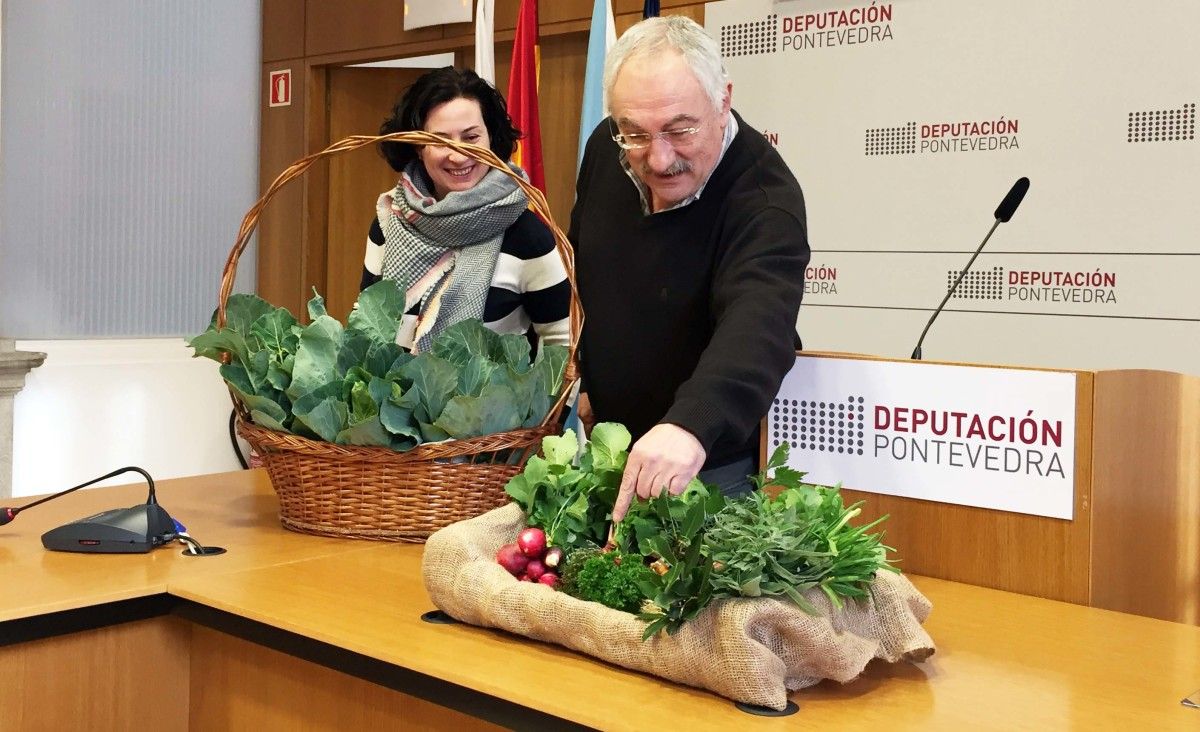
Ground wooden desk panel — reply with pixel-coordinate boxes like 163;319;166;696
0;617;190;731
190;624;503;731
170;545;1200;731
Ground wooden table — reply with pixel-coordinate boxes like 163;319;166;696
3;470;1199;730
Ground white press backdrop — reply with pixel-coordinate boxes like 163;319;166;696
705;0;1199;375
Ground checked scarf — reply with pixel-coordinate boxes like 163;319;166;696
379;161;529;351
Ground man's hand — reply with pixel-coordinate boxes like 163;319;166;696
576;391;596;434
612;424;706;524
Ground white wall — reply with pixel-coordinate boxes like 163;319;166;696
11;339;243;497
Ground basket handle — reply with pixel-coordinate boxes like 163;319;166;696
218;131;583;428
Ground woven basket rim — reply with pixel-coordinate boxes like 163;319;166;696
237;416;553;463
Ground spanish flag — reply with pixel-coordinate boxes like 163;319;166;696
506;0;545;194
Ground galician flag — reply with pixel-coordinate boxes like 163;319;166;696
577;0;616;168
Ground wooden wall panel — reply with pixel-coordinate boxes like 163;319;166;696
305;0;443;58
0;618;190;730
619;3;700;33
540;0;598;26
263;0;305;63
302;65;331;321
537;32;589;230
493;0;522;32
257;63;308;317
841;489;1094;605
325;67;428;321
189;625;503;731
1091;370;1200;624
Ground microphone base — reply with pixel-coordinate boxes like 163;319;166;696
41;503;178;554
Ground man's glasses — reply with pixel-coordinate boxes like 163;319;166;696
609;120;704;150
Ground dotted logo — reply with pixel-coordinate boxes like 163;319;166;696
770;396;866;456
719;15;779;58
1127;103;1195;143
865;122;916;156
947;266;1004;301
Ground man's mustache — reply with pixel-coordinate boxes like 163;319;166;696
641;158;692;177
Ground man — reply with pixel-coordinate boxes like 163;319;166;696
569;16;810;522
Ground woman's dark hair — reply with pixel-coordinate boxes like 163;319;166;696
378;66;522;172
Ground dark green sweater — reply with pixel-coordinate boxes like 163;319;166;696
569;111;810;469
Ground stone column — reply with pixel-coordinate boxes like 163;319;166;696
0;338;46;498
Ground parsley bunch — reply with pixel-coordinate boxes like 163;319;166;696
569;552;653;613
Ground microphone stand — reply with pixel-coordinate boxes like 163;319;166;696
911;218;1002;360
0;467;156;526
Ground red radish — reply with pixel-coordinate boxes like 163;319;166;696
537;572;559;588
543;546;565;569
517;527;547;558
495;543;529;576
525;559;547;580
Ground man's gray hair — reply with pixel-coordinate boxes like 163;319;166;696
603;15;728;115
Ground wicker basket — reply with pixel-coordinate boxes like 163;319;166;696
218;131;581;542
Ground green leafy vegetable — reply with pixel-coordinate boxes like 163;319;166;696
401;354;458;424
503;427;622;551
188;281;568;452
457;355;497;397
434;384;523;439
287;315;343;401
347;280;405;344
631;443;897;635
431;319;499;366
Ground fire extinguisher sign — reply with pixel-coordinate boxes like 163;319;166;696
269;69;292;107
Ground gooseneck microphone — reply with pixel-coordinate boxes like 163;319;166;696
0;466;157;526
910;177;1030;360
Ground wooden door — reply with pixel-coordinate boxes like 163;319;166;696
325;66;428;321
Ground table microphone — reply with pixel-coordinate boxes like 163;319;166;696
910;177;1030;360
0;467;185;554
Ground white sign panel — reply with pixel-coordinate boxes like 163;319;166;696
768;357;1077;519
404;0;472;30
704;0;1200;377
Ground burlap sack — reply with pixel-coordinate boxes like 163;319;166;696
422;503;935;710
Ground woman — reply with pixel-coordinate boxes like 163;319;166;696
361;66;570;353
